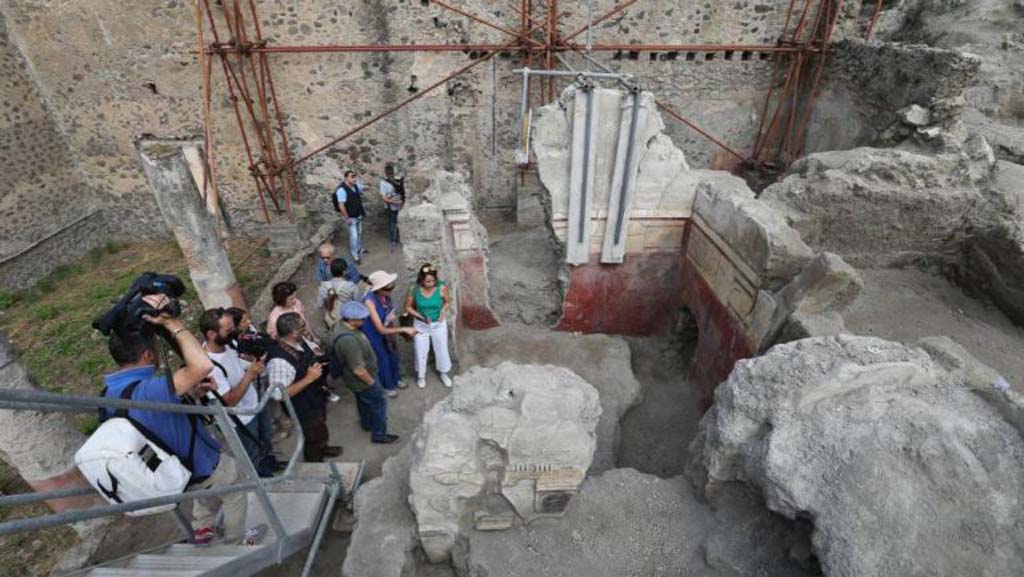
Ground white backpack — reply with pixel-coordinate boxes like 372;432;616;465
75;380;194;516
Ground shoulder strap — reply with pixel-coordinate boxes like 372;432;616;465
209;358;228;379
108;380;196;474
203;389;265;450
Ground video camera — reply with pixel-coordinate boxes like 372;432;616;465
234;331;274;358
92;272;186;348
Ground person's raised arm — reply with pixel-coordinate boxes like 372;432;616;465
143;302;213;397
222;359;264;405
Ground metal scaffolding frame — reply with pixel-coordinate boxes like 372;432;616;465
194;0;862;222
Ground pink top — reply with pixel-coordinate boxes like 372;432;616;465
266;300;308;339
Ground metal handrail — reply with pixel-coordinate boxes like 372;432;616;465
0;380;306;563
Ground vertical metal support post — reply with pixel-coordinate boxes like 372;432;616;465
612;87;641;246
172;505;196;542
516;67;531;165
211;404;288;558
585;0;594;71
299;462;344;577
578;83;594;245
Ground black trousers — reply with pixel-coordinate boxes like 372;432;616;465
298;408;329;462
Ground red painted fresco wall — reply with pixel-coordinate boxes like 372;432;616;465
554;219;757;402
456;252;500;330
555;252;686;335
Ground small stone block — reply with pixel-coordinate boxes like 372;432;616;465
474;514;516;531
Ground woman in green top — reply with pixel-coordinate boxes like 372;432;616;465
404;263;453;389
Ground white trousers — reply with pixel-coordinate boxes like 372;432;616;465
414;319;452;379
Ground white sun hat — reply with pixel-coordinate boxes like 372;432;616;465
367;270;398;292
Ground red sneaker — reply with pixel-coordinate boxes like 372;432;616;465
191;526;216;546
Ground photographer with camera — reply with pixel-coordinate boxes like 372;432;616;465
97;277;254;546
265;312;343;462
200;308;280;478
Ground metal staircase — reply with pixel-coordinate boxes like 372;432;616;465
71;462;363;577
0;386;365;577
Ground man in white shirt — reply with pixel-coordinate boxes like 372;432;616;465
199;308;274;477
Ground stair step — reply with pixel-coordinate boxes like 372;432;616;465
161;544;260;557
124;554;236;570
85;570;204;577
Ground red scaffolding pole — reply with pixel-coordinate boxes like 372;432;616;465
195;0;863;218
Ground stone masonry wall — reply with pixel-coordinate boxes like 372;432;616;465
0;0;858;243
0;210;109;292
0;10;103;276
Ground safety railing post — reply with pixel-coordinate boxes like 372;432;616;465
210;402;288;556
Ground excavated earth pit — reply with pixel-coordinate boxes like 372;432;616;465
338;71;1024;576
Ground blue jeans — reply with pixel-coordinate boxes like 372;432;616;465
386;209;400;246
353;382;388;441
347;216;363;260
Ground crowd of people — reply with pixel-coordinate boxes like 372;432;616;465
96;165;453;545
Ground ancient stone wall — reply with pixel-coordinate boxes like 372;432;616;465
0;11;107;290
0;210;108;292
0;0;840;242
806;39;981;153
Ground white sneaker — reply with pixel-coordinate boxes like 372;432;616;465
386;389;399;399
440;373;453;388
416;378;426;389
327;392;341;403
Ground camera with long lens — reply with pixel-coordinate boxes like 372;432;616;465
92;272;186;348
234;332;274;358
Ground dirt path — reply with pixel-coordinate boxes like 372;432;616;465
262;215;452;577
844;267;1024;392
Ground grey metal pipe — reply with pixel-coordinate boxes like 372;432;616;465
0;486;95;507
0;476;274;537
613;88;643;246
212;404;288;555
0;381;285;417
299;462;343;577
512;68;627;80
578;84;595;245
0;388;307;539
586;0;594;68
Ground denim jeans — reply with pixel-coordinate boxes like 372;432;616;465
353;381;389;441
347;216;363;260
386;209;400;246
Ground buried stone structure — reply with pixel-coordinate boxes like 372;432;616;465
408;363;601;564
529;86;864;398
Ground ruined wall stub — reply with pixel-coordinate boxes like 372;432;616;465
0;0;847;244
137;140;244;310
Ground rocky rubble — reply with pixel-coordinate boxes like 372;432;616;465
460;469;819;577
408;363;602;564
688;335;1024;577
459;325;642;473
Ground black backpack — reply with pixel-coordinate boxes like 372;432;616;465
389;177;407;203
